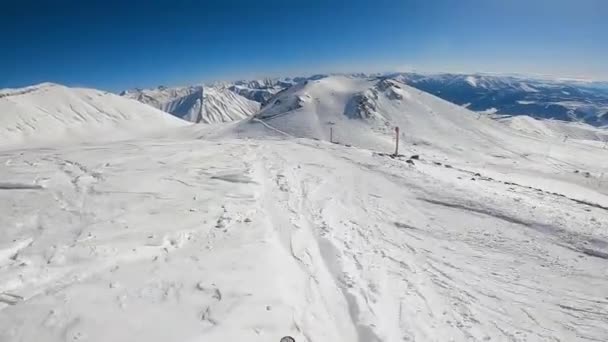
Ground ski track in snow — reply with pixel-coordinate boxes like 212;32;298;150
0;137;606;342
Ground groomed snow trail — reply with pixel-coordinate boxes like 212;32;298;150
1;138;607;342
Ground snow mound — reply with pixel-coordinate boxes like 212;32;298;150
0;83;187;147
122;85;260;123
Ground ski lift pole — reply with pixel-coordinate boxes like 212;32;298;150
327;121;335;143
394;126;400;156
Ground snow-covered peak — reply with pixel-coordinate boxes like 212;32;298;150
0;83;187;147
246;75;521;154
465;76;478;87
0;82;64;98
122;85;260;124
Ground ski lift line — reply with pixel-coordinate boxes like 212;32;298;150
251;118;292;137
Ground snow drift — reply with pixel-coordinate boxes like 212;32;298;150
0;83;187;146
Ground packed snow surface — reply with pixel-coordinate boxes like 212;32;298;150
1;77;607;342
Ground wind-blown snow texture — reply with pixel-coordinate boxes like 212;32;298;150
1;77;607;342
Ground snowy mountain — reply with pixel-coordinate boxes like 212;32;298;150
238;75;548;156
2;77;608;342
120;85;204;122
0;82;187;146
396;73;608;126
228;78;300;104
121;85;260;123
124;73;608;128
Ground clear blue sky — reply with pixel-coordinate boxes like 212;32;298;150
2;0;606;91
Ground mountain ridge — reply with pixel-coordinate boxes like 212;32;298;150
121;72;608;127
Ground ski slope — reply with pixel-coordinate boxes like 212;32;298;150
1;78;607;341
1;137;607;342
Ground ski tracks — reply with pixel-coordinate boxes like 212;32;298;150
256;143;410;342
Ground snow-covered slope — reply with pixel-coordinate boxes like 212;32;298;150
1;135;607;342
0;83;187;146
216;74;607;188
498;115;608;141
244;76;537;155
121;86;204;122
122;85;260;123
200;86;260;124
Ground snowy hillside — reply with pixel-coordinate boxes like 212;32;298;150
0;83;187;146
242;76;563;154
498;115;608;142
122;85;260;123
1;137;607;342
120;86;204;122
218;74;608;200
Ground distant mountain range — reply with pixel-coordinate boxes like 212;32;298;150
2;76;606;148
121;73;608;127
394;73;608;126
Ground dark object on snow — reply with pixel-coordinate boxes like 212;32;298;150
574;170;580;173
474;173;481;177
377;152;404;159
280;337;296;342
406;159;415;165
410;154;420;160
433;161;442;166
444;164;452;168
583;172;591;178
471;178;476;181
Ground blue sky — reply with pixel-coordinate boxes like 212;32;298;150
2;0;606;91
